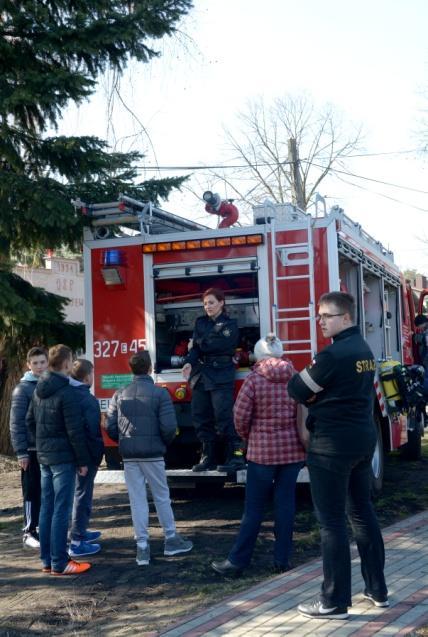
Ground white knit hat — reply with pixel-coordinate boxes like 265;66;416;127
253;333;283;361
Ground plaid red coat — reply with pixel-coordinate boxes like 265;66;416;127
234;357;306;465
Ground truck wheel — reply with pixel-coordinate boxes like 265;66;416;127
371;414;384;494
401;410;423;461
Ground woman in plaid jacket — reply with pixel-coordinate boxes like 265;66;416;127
211;333;306;576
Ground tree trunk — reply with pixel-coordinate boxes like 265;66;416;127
0;356;21;456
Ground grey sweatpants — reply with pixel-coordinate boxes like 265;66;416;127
124;459;176;547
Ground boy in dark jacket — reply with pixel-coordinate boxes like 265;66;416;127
9;347;48;549
69;359;103;557
27;344;92;576
106;350;193;566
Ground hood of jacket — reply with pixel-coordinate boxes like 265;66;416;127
253;357;294;383
36;371;70;399
21;371;39;382
70;382;91;397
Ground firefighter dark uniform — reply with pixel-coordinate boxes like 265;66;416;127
184;311;243;472
288;325;387;612
288;325;377;456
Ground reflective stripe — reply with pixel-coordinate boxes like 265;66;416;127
300;368;324;394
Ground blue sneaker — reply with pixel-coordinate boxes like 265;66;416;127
69;541;101;558
83;530;102;543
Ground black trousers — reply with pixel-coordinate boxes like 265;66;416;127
21;450;41;534
191;380;240;444
307;452;387;608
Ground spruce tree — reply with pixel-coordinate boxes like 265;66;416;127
0;0;192;452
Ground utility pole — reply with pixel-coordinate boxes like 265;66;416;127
288;138;306;210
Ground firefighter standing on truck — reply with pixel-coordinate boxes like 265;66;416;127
287;291;388;620
182;288;245;472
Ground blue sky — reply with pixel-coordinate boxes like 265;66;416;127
60;0;428;274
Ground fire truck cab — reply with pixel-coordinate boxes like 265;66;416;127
80;196;425;490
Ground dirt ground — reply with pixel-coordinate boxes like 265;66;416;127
1;443;428;637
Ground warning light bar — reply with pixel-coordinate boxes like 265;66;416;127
142;234;263;254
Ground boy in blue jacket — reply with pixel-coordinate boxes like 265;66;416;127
69;359;104;557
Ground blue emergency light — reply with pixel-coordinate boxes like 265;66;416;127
102;249;124;266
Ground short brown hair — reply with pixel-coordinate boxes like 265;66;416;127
319;291;356;322
72;358;94;382
129;350;152;375
48;344;73;371
27;346;48;362
202;287;225;303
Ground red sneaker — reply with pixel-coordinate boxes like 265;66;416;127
42;566;51;573
51;560;91;576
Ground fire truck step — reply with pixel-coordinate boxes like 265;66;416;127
94;467;309;485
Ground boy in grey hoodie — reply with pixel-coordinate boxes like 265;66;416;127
9;347;48;548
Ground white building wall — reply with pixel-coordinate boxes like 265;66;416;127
14;256;84;323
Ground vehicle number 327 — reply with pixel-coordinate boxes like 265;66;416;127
93;339;146;358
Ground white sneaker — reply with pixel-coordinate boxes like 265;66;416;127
23;533;40;549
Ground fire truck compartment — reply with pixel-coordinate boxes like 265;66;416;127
153;270;261;373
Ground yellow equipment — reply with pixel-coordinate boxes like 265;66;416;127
379;360;402;409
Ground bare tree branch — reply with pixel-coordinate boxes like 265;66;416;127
208;93;363;210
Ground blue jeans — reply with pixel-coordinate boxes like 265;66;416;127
39;463;76;571
70;464;98;541
228;460;304;568
307;452;387;608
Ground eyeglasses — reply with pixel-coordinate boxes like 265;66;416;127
316;313;345;321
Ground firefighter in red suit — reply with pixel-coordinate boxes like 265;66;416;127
203;191;239;229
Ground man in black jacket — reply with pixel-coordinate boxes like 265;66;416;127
9;347;48;549
27;344;92;576
287;292;388;620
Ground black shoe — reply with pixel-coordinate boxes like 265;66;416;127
363;591;389;608
192;456;217;472
211;559;243;577
297;599;348;619
216;445;246;472
216;457;246;472
192;442;217;472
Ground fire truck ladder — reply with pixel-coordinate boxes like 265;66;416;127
73;194;208;237
271;213;317;358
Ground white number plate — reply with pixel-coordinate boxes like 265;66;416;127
93;338;146;358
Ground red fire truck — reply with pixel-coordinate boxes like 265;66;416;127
78;195;426;490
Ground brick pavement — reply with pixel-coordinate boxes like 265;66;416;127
159;510;428;637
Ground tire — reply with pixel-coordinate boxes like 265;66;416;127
401;409;423;461
371;414;384;494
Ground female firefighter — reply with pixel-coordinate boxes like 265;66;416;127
182;288;245;472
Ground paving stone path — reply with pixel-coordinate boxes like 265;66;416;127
159;511;428;637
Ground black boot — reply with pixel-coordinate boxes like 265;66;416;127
192;442;217;472
217;443;246;473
